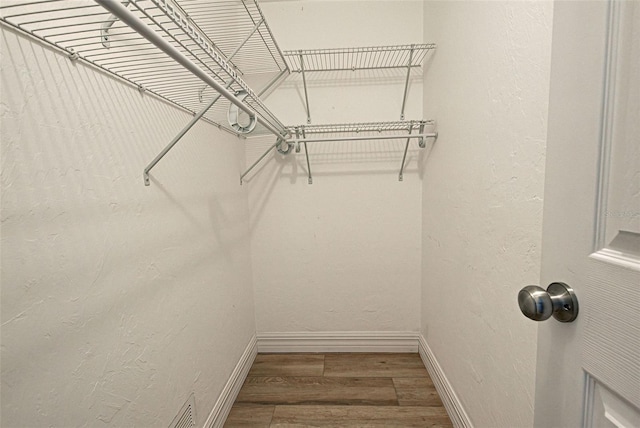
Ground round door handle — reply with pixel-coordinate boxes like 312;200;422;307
518;282;579;323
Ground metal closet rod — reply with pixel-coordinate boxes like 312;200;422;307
93;0;288;141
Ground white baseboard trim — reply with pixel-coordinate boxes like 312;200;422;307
204;334;257;428
418;334;473;428
257;331;419;353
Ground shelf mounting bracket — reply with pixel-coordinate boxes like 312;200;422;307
101;0;132;48
301;127;312;184
398;124;413;181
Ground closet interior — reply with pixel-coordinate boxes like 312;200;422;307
1;1;563;427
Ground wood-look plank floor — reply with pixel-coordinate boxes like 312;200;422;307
225;353;452;427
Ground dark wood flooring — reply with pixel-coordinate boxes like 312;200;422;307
224;353;453;427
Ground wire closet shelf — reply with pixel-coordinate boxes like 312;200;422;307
1;1;438;185
241;120;438;185
283;44;436;123
284;44;436;72
287;120;435;136
0;0;289;138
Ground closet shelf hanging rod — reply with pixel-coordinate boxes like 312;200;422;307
93;0;289;141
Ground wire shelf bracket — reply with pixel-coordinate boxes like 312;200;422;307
101;0;131;48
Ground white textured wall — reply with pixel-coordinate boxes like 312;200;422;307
248;1;424;333
421;2;552;427
0;26;255;427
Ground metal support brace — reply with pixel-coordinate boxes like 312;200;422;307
240;141;279;184
143;88;227;186
299;51;311;124
230;17;264;64
302;128;312;184
400;44;415;120
144;69;287;185
398;125;413;181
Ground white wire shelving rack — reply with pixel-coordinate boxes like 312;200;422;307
241;120;438;184
1;1;438;186
0;0;290;184
283;44;436;123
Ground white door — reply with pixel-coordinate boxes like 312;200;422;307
532;1;640;427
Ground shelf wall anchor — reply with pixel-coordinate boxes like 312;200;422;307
100;0;132;48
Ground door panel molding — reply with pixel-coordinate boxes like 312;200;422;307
584;374;640;428
593;0;640;269
587;0;640;407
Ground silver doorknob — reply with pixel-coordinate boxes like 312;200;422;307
518;282;578;322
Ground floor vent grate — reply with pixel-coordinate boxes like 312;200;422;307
169;393;196;428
